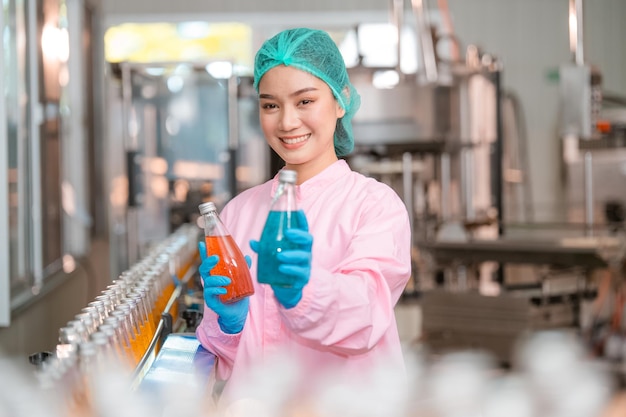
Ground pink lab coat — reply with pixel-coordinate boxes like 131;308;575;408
196;159;412;403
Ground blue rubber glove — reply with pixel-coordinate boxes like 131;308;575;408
198;241;250;334
274;228;313;308
250;213;313;309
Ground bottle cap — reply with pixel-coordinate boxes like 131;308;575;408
279;169;297;184
78;341;97;358
198;201;217;215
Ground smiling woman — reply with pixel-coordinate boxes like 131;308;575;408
194;27;412;410
253;28;360;161
258;66;345;182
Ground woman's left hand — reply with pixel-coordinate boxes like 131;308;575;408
250;225;313;309
272;228;313;308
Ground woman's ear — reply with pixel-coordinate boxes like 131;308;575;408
336;102;346;118
336;86;349;118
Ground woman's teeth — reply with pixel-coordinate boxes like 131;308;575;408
281;134;309;144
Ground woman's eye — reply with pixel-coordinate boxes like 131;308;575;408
300;99;312;105
261;103;277;110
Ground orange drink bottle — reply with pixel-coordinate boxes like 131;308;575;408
103;316;133;368
198;202;254;303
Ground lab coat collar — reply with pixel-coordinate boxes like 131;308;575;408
270;160;350;200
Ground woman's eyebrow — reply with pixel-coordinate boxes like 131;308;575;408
259;87;318;100
291;87;318;97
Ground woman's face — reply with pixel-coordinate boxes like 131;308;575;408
258;65;345;182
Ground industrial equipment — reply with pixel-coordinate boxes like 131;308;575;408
347;0;626;363
106;63;268;277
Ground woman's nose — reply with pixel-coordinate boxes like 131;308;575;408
278;107;300;131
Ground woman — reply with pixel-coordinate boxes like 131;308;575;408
196;27;412;408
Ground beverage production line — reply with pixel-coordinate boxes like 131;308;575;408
6;9;624;417
3;0;626;415
99;0;626;369
23;214;624;416
19;228;625;417
27;224;205;411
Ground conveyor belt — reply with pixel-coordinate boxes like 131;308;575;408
419;236;624;268
138;333;215;393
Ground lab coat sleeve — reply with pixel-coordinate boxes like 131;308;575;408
195;304;242;380
278;188;412;355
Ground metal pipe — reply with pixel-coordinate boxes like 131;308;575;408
492;67;505;285
64;0;89;256
121;63;137;268
411;0;438;83
391;0;405;79
440;153;450;221
575;0;584;65
569;0;584;65
461;147;474;221
583;151;594;236
492;68;504;238
227;70;239;201
0;0;8;326
27;0;43;288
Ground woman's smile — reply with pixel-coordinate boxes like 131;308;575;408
280;134;310;145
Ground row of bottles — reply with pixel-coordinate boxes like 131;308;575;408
32;224;200;417
12;329;619;417
23;169;306;416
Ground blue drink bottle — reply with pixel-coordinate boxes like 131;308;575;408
257;170;307;287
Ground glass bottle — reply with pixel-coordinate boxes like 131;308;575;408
257;169;308;287
198;201;254;303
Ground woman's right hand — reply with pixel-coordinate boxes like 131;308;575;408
198;241;249;334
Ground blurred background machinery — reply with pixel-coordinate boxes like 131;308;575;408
97;4;626;354
342;0;626;364
1;0;626;388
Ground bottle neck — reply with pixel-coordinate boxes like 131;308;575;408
202;211;230;237
271;181;298;212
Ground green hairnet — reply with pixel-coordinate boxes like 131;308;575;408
253;28;361;157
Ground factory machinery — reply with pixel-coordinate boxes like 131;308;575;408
98;0;626;382
13;2;625;412
2;0;625;414
346;0;626;368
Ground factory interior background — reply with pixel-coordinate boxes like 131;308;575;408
1;0;626;415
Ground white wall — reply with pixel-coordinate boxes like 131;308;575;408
100;0;626;223
447;0;626;221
